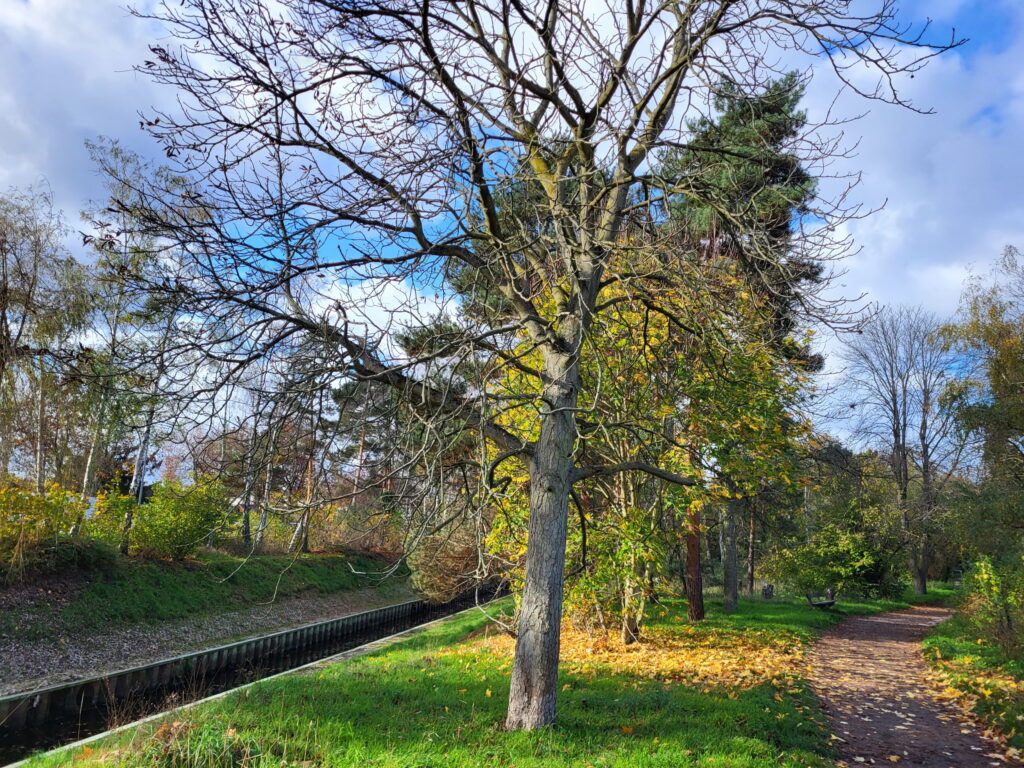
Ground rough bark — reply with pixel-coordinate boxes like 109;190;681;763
505;355;578;731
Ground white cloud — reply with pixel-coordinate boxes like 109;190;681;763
801;2;1024;319
2;0;1021;326
0;0;167;220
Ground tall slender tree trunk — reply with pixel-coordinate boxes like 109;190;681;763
914;393;934;595
620;568;641;645
723;498;739;612
123;404;156;554
288;508;309;552
746;507;756;595
301;455;313;553
686;509;704;621
34;358;45;494
618;474;643;645
239;414;262;549
0;368;11;478
255;412;281;548
716;507;726;568
241;491;252;547
81;424;100;498
505;355;578;731
80;395;108;501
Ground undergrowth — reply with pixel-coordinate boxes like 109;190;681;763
924;612;1024;756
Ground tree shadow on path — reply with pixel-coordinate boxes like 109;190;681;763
808;605;1017;767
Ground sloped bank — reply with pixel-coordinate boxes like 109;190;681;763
1;587;503;765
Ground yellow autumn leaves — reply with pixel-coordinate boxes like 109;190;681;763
445;621;805;692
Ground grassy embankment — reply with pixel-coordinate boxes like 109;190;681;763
23;589;946;768
923;612;1024;755
1;551;408;641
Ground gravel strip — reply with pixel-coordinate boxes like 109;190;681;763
0;584;415;696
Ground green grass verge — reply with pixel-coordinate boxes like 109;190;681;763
901;582;957;606
21;588;948;768
2;551;407;640
923;612;1024;750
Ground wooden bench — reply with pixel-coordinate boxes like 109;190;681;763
806;588;836;609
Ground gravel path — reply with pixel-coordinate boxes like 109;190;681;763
808;605;1018;767
0;584;414;696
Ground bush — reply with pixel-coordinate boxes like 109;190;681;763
27;536;119;576
961;556;1024;658
762;524;904;599
131;478;230;560
0;485;88;580
84;491;137;548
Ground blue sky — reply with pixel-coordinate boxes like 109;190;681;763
0;0;1021;323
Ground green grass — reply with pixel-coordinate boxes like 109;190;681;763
2;551;407;640
923;612;1024;749
901;582;957;606
22;588;950;768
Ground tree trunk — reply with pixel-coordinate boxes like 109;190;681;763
746;507;756;596
129;406;155;502
81;424;100;498
505;356;578;731
912;562;928;594
79;392;109;522
34;358;45;494
239;423;261;549
911;534;931;595
723;499;739;613
716;506;726;568
123;404;156;554
241;495;252;547
686;509;704;621
620;581;641;645
916;395;933;596
255;421;279;548
288;509;308;553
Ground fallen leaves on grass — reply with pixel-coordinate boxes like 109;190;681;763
925;651;1024;759
444;623;805;691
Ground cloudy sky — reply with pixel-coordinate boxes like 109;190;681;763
1;0;1021;320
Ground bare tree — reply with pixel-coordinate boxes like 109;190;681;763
112;0;959;728
844;306;966;593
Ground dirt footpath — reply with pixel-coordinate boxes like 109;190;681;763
808;605;1017;767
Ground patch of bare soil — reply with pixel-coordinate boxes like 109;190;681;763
0;570;87;615
808;606;1019;767
0;583;414;696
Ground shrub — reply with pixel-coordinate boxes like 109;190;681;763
961;556;1024;658
762;524;904;599
131;478;230;560
0;485;88;580
28;536;119;576
84;491;137;548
